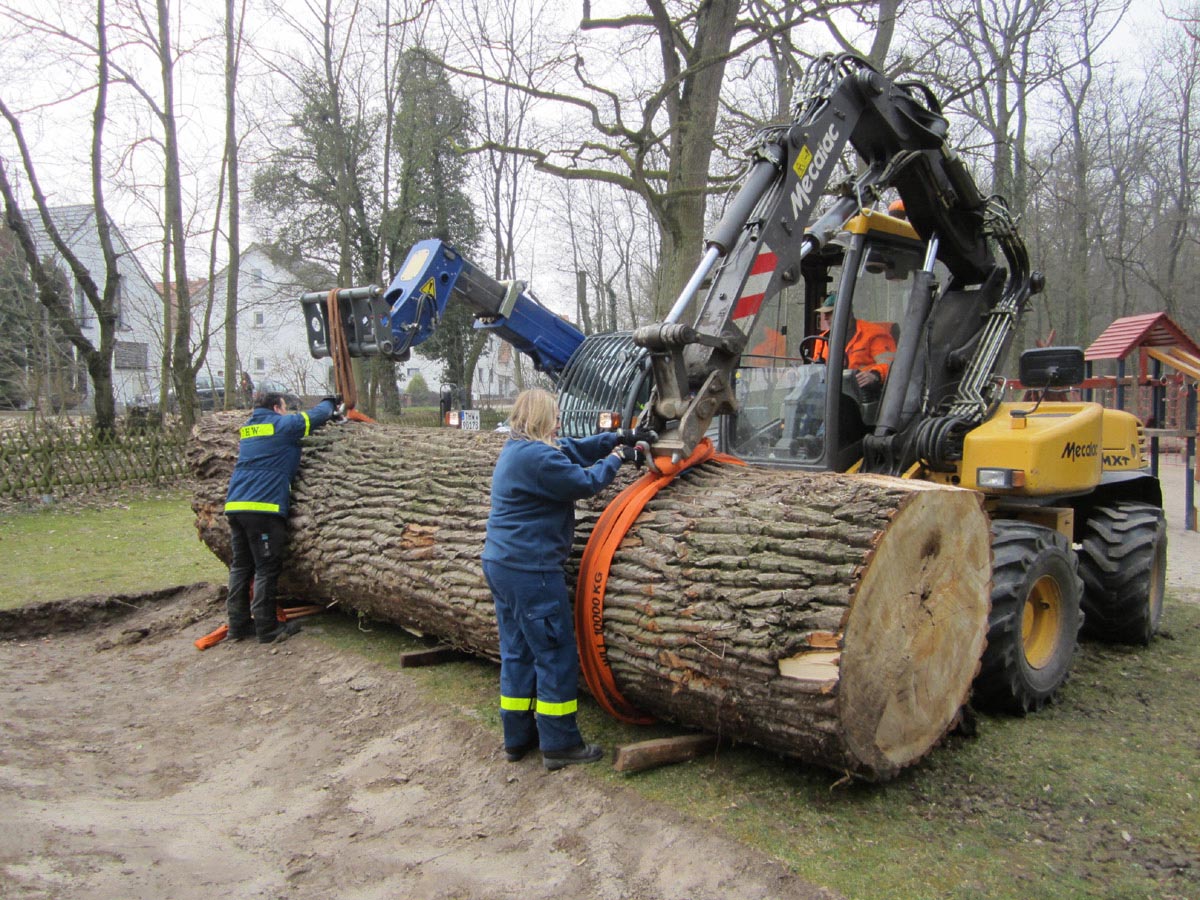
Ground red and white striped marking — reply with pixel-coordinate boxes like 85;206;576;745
731;246;777;320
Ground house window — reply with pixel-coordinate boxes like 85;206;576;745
114;341;148;370
255;357;266;373
251;268;263;285
253;310;265;327
114;275;125;330
74;278;92;326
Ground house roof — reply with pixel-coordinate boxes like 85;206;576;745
26;204;95;259
203;243;336;296
1084;312;1200;361
22;203;159;292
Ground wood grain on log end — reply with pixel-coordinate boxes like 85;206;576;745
837;481;990;779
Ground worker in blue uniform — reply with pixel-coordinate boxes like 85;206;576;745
482;388;644;770
224;389;342;644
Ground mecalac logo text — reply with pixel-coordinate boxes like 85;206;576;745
789;124;841;220
1061;441;1098;461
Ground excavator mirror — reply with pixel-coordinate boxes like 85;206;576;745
1018;346;1085;389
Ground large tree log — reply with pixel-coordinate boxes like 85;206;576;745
188;414;990;780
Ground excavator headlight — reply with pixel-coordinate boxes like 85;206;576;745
976;467;1026;489
446;410;461;428
597;412;622;430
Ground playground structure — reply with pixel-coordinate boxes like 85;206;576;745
1081;313;1200;531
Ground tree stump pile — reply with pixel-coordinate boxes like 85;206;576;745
189;415;991;779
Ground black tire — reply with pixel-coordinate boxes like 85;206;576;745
973;521;1083;715
1078;502;1166;645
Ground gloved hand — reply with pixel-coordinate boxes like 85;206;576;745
323;395;347;423
617;426;659;446
612;444;644;466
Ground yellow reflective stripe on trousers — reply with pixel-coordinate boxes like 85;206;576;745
500;695;534;712
240;423;275;439
225;501;281;513
536;699;578;717
302;412;311;436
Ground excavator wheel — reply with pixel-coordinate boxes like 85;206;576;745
1078;502;1166;645
973;521;1083;715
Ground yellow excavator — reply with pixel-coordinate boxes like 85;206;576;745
302;53;1165;716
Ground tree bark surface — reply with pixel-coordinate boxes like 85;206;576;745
189;415;990;780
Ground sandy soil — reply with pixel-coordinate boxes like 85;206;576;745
2;464;1195;900
0;585;840;900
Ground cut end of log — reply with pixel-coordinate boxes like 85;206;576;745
837;483;991;778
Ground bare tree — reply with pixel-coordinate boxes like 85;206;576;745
1138;9;1200;323
1021;1;1130;345
222;0;247;409
0;0;124;435
899;0;1104;209
437;0;868;319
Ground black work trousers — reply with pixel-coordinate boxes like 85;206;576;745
226;512;289;639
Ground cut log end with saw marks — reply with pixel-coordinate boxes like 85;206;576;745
188;415;990;780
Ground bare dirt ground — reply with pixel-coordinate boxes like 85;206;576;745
0;585;839;900
2;462;1196;900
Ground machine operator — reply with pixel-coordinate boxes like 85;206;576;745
812;293;897;393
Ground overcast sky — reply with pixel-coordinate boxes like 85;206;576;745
0;0;1187;316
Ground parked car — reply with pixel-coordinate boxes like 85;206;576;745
255;380;302;410
129;375;225;414
195;375;225;410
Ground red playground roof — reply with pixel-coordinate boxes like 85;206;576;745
1084;313;1200;361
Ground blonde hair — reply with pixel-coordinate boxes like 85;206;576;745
509;388;559;446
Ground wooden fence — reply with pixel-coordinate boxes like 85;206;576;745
0;421;191;500
0;408;510;500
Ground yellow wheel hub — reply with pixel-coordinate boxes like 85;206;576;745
1022;575;1063;669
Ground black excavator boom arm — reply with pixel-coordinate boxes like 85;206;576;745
635;54;1032;464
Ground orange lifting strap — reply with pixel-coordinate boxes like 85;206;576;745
194;605;325;650
326;288;377;424
573;438;744;724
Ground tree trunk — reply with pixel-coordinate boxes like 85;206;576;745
188;417;990;780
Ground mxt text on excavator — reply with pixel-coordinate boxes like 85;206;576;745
300;54;1166;715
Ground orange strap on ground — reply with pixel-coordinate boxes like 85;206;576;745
193;604;326;650
574;438;743;724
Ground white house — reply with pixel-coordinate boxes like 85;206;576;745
202;244;336;397
26;204;164;412
204;244;446;402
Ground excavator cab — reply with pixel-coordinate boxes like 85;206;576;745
724;212;937;470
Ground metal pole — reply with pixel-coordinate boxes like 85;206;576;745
665;246;722;325
1149;359;1161;479
1187;381;1197;532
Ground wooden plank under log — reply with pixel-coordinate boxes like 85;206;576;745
188;415;991;780
612;734;720;773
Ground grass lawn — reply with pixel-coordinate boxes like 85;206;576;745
3;487;1197;899
0;488;227;609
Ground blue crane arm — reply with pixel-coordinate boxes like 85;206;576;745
299;239;584;379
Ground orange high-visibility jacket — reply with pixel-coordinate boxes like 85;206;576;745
813;319;897;380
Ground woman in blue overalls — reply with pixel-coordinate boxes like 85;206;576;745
482;388;639;770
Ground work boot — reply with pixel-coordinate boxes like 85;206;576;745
258;620;302;644
542;743;603;771
504;739;539;763
226;625;255;642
